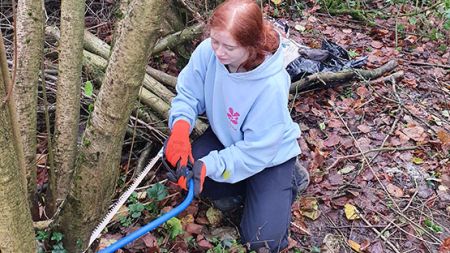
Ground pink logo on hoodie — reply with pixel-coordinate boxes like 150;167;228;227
227;107;240;125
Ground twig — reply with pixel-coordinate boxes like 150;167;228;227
381;202;443;244
369;71;403;84
402;178;418;213
177;0;203;22
290;221;311;235
402;60;450;69
1;0;18;106
398;1;444;17
372;208;442;245
356;209;401;253
332;104;402;212
367;77;404;163
325;146;417;171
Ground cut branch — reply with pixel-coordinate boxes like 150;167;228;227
151;23;205;55
146;65;177;88
290;60;398;93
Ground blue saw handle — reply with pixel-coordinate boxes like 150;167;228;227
98;179;194;253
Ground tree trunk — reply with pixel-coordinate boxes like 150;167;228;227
58;0;165;251
52;0;85;211
13;0;45;205
0;34;36;253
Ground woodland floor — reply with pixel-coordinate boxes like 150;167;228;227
9;0;449;252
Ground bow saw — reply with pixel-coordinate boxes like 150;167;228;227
87;147;194;253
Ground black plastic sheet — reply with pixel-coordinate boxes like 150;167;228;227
286;39;368;82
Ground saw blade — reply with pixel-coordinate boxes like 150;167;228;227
88;147;163;248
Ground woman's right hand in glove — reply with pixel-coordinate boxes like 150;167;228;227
164;119;194;167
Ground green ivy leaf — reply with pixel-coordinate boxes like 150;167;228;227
147;183;168;201
84;81;93;97
51;232;64;242
36;230;49;241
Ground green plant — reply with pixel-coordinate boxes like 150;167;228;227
119;215;133;227
340;86;354;99
424;219;443;233
36;230;49;241
206;237;246;253
129;202;145;218
147;183;168;201
163;217;183;239
348;49;359;59
50;232;67;253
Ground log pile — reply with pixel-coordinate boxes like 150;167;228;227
45;22;399;144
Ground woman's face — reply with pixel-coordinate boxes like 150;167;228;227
210;28;249;71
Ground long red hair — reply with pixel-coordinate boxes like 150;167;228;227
208;0;279;70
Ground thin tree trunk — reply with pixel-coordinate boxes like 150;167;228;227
52;0;85;210
58;0;165;251
13;0;45;205
0;33;36;253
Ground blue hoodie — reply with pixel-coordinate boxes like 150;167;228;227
169;38;301;183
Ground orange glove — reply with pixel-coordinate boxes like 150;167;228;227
166;160;206;197
164;120;193;167
189;160;207;197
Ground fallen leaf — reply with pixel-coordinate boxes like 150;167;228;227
206;207;222;227
185;223;204;235
197;239;213;250
300;197;321;220
294;24;306;32
342;29;352;34
356;86;370;98
441;174;450;188
324;133;341;147
321;234;341;253
437;129;450;149
181;214;195;225
328;118;344;128
348;239;361;252
271;0;282;4
370;41;383;49
328;173;344;186
369;241;384;253
344;203;360;220
355;137;371;152
411;157;424;164
357;124;371;133
360;239;371;251
402;126;426;142
111;205;129;222
338;164;356;175
141;233;159;252
98;234;122;250
439;237;450;253
386;183;404;198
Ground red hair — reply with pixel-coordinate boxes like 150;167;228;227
208;0;279;70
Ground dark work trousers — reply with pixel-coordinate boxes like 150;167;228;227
192;128;297;252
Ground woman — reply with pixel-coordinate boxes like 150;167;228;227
164;0;309;251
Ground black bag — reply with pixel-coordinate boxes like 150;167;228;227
286;39;368;82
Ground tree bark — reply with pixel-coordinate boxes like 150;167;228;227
0;33;36;253
58;1;166;251
52;0;85;211
14;0;45;205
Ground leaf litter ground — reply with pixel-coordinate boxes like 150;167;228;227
29;1;449;252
